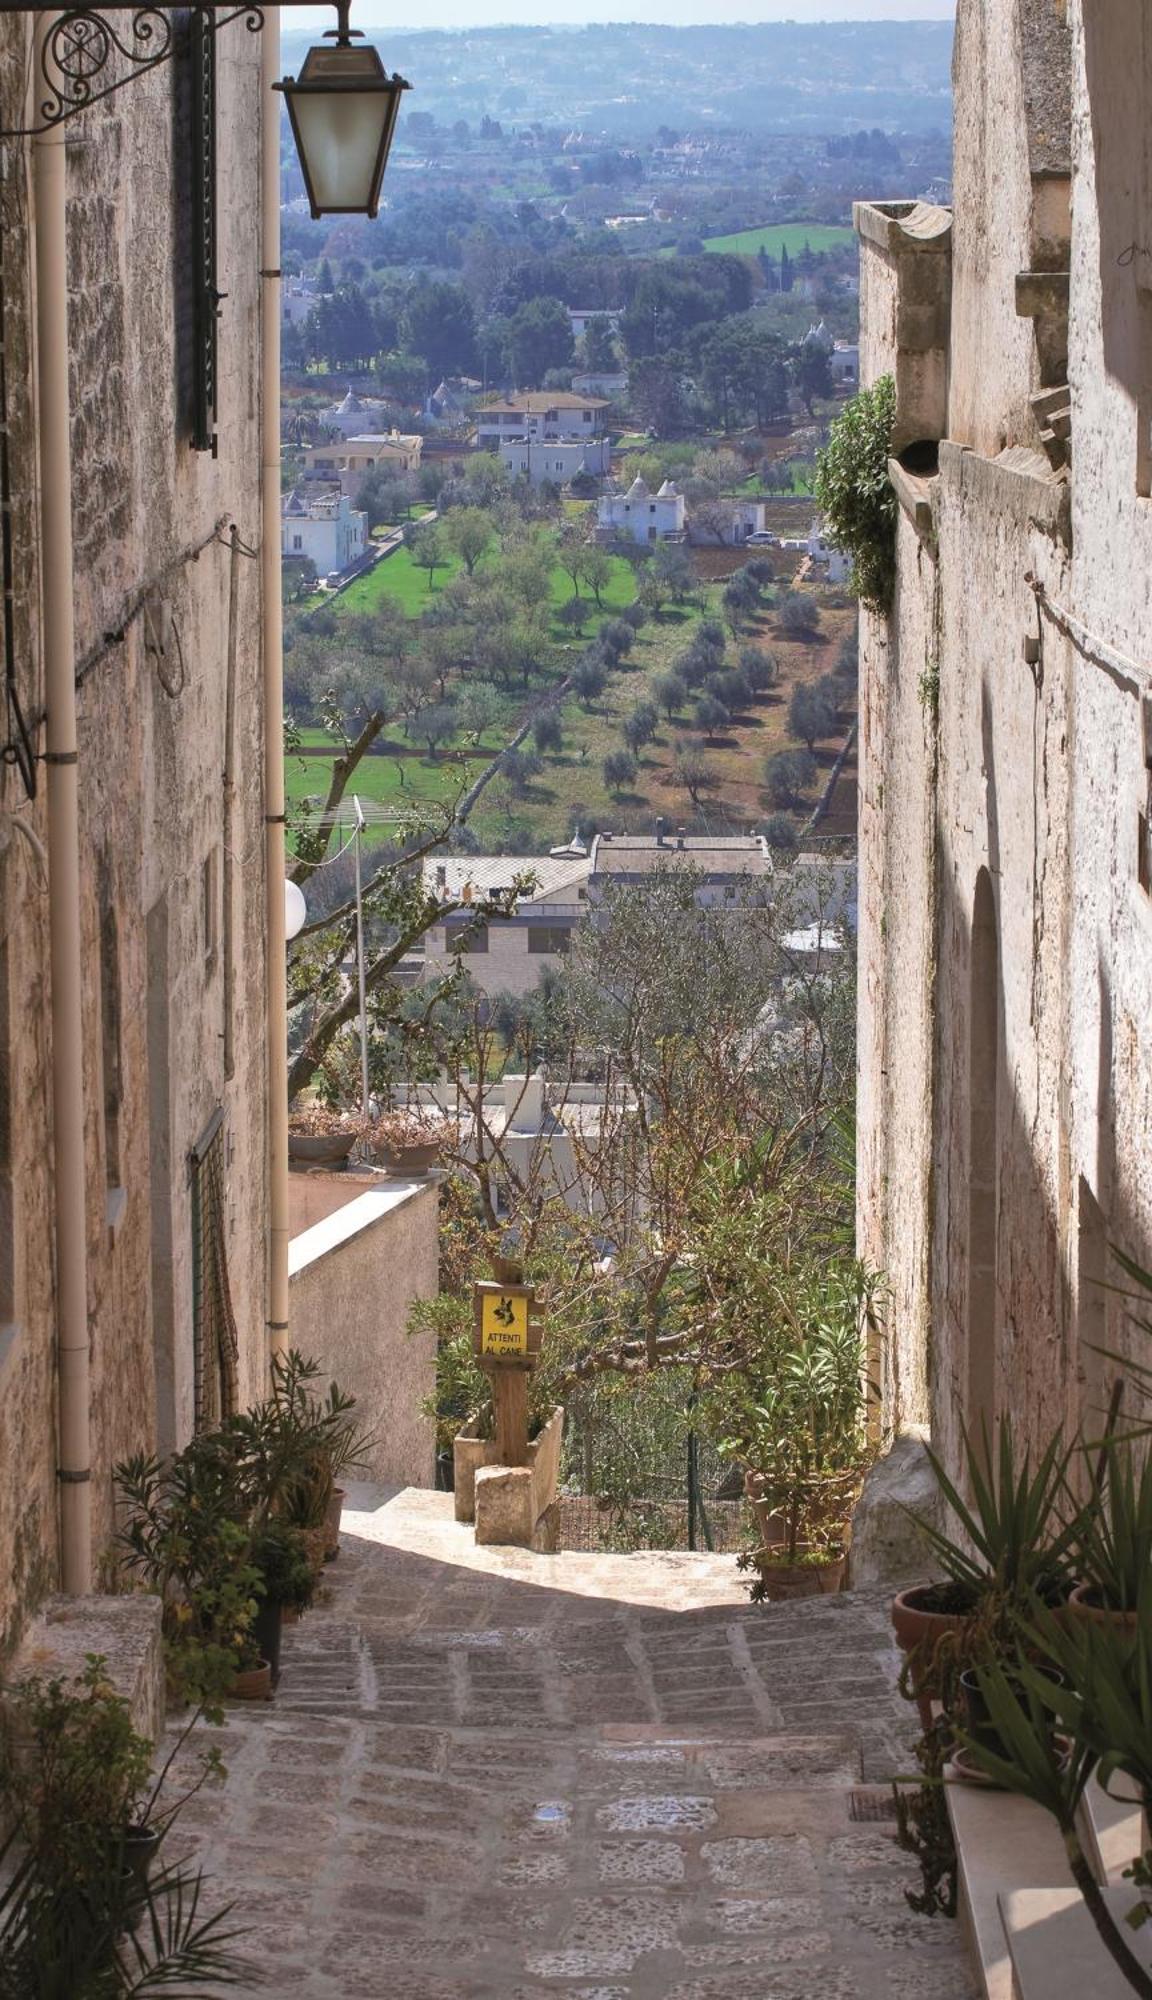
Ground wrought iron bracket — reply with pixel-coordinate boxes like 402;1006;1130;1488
0;6;265;139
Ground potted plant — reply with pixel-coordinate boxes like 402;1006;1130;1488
115;1439;267;1711
250;1520;314;1685
365;1106;443;1176
712;1268;877;1602
262;1350;377;1572
0;1656;226;1907
1067;1436;1152;1631
287;1102;362;1166
890;1421;1081;1728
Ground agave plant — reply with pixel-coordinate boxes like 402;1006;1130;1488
1071;1437;1152;1613
914;1419;1084;1610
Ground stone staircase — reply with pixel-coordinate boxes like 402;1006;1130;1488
949;1759;1150;1999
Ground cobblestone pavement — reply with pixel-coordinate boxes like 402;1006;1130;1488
172;1488;977;1999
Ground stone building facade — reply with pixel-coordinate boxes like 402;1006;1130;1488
0;17;270;1651
855;0;1152;1475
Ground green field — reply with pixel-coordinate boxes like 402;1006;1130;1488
703;224;857;258
310;541;638;643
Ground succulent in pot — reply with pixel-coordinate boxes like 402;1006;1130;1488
251;1520;315;1683
365;1106;444;1175
892;1422;1082;1728
1067;1436;1152;1629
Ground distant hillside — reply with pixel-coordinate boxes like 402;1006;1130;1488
280;21;953;138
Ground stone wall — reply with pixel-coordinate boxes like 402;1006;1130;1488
856;0;1152;1478
0;20;269;1652
289;1181;439;1491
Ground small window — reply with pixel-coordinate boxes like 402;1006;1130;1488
293;534;302;551
529;926;572;954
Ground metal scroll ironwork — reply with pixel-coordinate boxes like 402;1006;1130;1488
1;7;264;138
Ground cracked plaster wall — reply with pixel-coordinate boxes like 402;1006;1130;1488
0;20;269;1652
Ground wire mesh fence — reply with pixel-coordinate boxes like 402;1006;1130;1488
555;1368;752;1555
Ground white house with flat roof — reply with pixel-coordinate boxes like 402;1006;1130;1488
475;392;608;450
418;852;592;996
499;436;610;487
568;308;621;340
303;431;423;501
596;476;685;546
281;489;367;575
588;827;772;905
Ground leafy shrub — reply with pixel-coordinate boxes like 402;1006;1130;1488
813;374;898;612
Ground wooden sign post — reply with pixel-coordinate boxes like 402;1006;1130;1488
473;1281;540;1468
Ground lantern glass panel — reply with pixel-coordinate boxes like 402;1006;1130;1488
290;86;391;212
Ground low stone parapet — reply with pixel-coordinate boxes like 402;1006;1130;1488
8;1593;164;1746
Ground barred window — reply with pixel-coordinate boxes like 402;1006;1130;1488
189;1111;238;1430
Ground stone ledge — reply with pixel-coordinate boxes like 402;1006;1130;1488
474;1406;564;1549
1001;1885;1152;1999
854;199;953;254
888;458;938;539
938;440;1070;539
948;1774;1071;2000
9;1593;164;1747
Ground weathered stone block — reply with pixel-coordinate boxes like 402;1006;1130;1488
9;1592;164;1747
847;1431;941;1590
453;1417;501;1524
473;1407;564;1548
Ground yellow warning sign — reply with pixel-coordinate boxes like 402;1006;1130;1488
479;1290;530;1358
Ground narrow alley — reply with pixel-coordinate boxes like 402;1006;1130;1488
172;1490;977;1999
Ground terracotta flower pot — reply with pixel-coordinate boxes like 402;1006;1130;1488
891;1582;975;1730
324;1484;346;1562
1067;1582;1140;1632
229;1659;273;1701
753;1551;846;1601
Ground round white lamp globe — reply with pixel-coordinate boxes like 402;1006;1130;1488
284;878;307;942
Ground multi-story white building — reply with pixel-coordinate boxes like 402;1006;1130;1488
281;489;368;575
475;392;609;450
499;436;610;487
568;308;621;341
596;476;685;545
303;431;423;500
419;854;591;997
588;829;772;905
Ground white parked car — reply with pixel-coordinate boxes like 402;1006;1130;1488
745;531;778;546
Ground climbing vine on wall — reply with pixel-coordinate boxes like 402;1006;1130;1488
814;375;898;614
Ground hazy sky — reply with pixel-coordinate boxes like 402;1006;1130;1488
289;2;954;30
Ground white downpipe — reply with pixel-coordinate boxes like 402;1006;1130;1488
262;9;290;1363
32;30;91;1592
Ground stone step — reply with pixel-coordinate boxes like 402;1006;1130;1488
1000;1884;1152;1999
947;1770;1073;2000
1079;1766;1146;1888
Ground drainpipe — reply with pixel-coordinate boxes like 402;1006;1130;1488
32;29;91;1591
222;526;239;1081
261;9;290;1363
